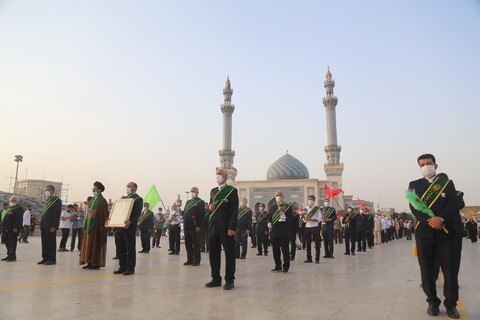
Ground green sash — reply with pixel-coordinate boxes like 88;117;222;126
138;210;153;225
307;206;320;219
85;194;103;234
421;177;450;208
1;205;19;221
323;207;335;219
271;203;291;226
42;196;60;217
128;193;140;200
298;214;305;227
237;207;250;221
184;197;202;214
209;185;236;221
345;212;357;227
256;211;267;223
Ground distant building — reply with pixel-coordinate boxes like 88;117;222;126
16;179;63;200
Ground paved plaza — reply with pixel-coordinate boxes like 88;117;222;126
0;235;479;320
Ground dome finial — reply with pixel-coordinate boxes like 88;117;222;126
225;75;231;90
326;66;332;79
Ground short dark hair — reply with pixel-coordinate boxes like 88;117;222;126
67;204;74;209
46;184;55;192
417;154;436;164
3;203;8;206
308;195;316;200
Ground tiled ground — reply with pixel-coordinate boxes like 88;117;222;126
0;235;478;320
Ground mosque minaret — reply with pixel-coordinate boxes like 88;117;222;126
218;76;237;183
323;67;344;189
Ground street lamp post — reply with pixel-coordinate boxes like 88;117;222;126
13;155;23;194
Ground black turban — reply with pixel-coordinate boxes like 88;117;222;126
93;181;105;192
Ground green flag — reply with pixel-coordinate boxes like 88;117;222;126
144;185;162;210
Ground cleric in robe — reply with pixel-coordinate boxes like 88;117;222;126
80;181;109;269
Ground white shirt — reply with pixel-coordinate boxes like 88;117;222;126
170;211;183;225
23;210;31;226
305;205;321;228
59;210;73;229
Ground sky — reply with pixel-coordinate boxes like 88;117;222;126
1;0;479;212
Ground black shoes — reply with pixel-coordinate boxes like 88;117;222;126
192;262;200;266
239;256;246;260
205;280;222;288
37;259;47;264
446;307;460;319
427;304;439;316
6;258;16;262
271;268;282;272
122;270;134;276
183;261;193;266
315;260;320;264
344;252;350;255
113;269;126;274
304;259;312;263
1;257;9;261
256;253;263;256
44;260;56;265
138;250;145;253
223;282;234;290
290;256;295;261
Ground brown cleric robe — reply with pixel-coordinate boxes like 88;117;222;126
80;195;109;267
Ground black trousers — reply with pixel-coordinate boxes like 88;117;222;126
140;231;151;252
169;225;181;253
70;228;83;251
19;226;30;242
271;236;290;271
416;237;458;308
152;229;162;247
289;234;296;258
344;232;357;254
305;227;321;261
322;227;334;257
200;228;208;252
59;228;70;249
256;231;269;254
208;234;235;283
234;229;248;258
367;229;374;248
251;224;257;247
41;227;56;262
185;229;201;263
115;232;136;272
357;231;367;251
3;231;18;259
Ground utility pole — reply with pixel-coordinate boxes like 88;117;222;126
14;155;23;194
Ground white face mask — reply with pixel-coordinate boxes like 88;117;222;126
324;202;330;207
191;192;197;198
420;165;436;178
45;190;51;198
259;207;264;211
9;202;16;207
276;196;283;203
348;209;353;213
307;200;314;206
239;201;245;207
126;187;132;195
216;175;224;184
93;191;99;196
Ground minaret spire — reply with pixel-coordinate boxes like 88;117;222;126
218;76;237;183
322;67;344;189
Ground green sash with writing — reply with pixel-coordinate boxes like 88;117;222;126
323;207;335;219
1;205;19;221
307;206;320;219
237;207;250;221
421;177;450;208
42;196;60;217
184;197;202;215
209;185;236;221
345;212;357;227
256;211;267;223
85;194;103;234
138;210;153;225
272;203;291;226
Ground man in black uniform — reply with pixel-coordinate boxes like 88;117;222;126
343;206;358;255
255;203;269;256
235;198;252;259
409;154;459;318
269;191;293;272
205;169;238;290
138;203;154;253
250;207;257;249
1;195;23;262
38;185;62;265
289;206;299;261
321;198;337;259
356;209;368;252
111;182;143;275
183;187;205;266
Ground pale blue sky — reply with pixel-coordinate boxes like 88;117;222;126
1;0;479;210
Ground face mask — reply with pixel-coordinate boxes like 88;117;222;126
191;192;197;198
348;209;353;213
324;202;330;207
259;207;264;211
360;210;364;214
307;200;314;206
93;191;99;196
9;202;16;207
239;201;245;207
420;165;436;178
216;175;224;184
276;196;282;203
45;190;51;197
126;187;132;195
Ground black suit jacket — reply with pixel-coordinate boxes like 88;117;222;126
408;177;457;239
139;210;154;232
269;203;293;238
356;214;369;232
321;207;337;230
40;197;62;230
1;205;24;232
343;213;358;235
183;198;205;231
236;207;252;232
256;211;269;233
208;186;238;236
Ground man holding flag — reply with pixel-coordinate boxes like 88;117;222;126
183;187;205;266
408;154;459;318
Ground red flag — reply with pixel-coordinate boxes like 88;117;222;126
357;198;371;212
324;183;342;199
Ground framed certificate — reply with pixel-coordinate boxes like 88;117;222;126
106;199;135;228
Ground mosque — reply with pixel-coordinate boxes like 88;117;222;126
216;68;373;211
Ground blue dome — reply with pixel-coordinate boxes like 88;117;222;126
266;153;310;180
